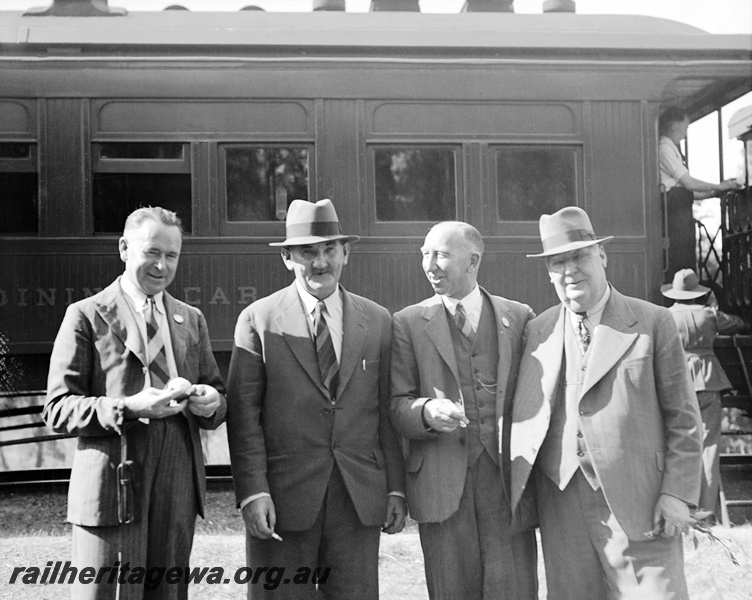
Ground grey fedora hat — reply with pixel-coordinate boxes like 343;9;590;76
527;206;613;258
269;199;360;247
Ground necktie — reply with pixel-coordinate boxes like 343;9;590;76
575;312;591;355
313;300;339;394
455;302;475;343
145;296;170;389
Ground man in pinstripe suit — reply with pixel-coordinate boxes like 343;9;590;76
44;206;226;600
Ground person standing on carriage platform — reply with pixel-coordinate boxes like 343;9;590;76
44;206;227;600
510;206;703;600
389;221;538;600
226;198;406;599
658;107;740;279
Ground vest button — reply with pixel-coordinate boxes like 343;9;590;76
577;451;585;457
479;418;485;425
577;431;583;438
477;401;484;408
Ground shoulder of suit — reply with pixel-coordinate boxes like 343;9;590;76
344;290;390;319
485;292;533;317
529;304;561;327
393;295;441;320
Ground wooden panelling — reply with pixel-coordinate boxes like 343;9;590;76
370;102;577;137
93;100;312;136
0;100;34;136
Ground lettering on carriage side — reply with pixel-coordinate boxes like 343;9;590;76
184;287;201;305
209;287;231;306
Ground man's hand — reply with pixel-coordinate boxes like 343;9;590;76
382;495;407;534
242;496;277;539
186;384;221;418
647;493;691;539
423;398;469;432
124;388;187;419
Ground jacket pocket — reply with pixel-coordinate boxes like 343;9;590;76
655;451;665;472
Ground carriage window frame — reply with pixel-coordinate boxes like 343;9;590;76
484;142;583;237
365;143;463;237
0;142;39;236
217;142;314;237
91;142;193;235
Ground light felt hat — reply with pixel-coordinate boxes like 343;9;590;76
661;269;710;300
527;206;613;258
269;199;360;247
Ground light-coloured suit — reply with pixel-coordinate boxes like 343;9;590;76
510;287;702;599
44;277;227;599
227;282;405;598
390;287;537;600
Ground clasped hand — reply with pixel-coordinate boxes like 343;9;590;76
423;398;469;432
124;378;220;419
646;493;691;539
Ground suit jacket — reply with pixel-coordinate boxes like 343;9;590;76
389;287;534;523
226;282;405;531
44;278;227;527
509;287;703;540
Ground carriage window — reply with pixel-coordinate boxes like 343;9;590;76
0;143;38;235
224;146;310;222
495;146;578;221
374;147;456;222
92;143;191;234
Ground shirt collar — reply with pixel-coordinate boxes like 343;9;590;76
120;274;166;315
568;284;610;326
295;280;342;317
440;285;481;316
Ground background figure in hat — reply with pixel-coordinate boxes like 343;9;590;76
662;268;747;518
509;206;702;600
226;199;406;599
44;206;226;600
390;221;538;600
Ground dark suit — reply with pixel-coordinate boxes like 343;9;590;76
44;278;226;600
227;282;405;598
390;288;537;600
510;287;702;600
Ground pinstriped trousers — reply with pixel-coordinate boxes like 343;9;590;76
71;415;198;600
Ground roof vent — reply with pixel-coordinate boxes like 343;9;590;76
23;0;127;17
164;4;189;9
462;0;514;12
370;0;420;11
542;0;575;12
313;0;346;10
239;5;265;9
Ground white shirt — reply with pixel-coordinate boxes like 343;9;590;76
659;135;689;191
295;280;344;363
440;285;482;333
120;275;178;384
567;284;611;341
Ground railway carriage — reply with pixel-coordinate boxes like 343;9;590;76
0;3;750;395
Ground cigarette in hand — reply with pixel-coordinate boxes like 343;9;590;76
271;532;283;542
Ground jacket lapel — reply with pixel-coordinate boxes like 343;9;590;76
533;307;566;416
580;289;639;398
164;293;189;374
337;289;366;401
422;296;460;385
274;283;328;397
95;278;146;367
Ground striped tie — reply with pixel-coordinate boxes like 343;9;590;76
575;312;591;355
455;302;475;343
313;300;339;394
145;296;170;389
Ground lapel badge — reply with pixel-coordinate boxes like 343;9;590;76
501;317;510;328
173;314;184;324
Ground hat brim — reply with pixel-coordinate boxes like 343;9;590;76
660;283;710;300
269;234;360;247
526;236;613;258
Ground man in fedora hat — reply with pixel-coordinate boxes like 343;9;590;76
662;268;746;517
390;221;538;600
226;199;406;599
509;206;702;600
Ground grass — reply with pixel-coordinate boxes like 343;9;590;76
1;489;751;599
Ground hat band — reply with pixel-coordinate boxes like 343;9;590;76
286;221;342;239
541;229;597;252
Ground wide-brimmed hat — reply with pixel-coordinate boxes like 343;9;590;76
661;269;710;300
269;199;360;247
527;206;614;258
